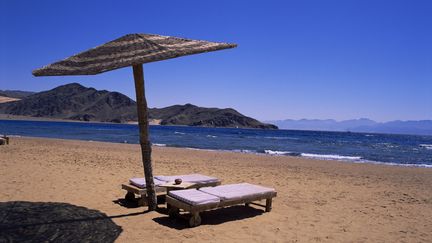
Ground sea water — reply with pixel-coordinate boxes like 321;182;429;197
1;119;431;168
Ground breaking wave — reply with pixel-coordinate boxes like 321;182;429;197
264;150;301;156
264;150;362;161
420;144;432;150
300;153;362;161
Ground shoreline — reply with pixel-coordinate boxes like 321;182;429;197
180;146;432;169
3;134;432;169
0;116;274;129
3;136;432;179
0;114;161;125
3;116;432;136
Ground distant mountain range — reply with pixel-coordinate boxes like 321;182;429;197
267;118;432;135
0;83;277;129
0;90;35;99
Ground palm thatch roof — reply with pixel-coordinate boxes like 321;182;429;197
32;33;237;76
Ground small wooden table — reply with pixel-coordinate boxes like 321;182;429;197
159;182;197;194
121;180;221;207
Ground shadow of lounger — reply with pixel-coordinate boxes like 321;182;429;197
153;205;264;230
0;201;123;243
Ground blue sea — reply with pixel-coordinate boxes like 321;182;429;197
1;119;432;168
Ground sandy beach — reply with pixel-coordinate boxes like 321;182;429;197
0;97;20;104
1;137;432;242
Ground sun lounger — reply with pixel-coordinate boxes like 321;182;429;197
166;183;277;227
121;174;222;206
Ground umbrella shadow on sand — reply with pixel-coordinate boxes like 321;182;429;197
0;201;125;242
153;205;264;230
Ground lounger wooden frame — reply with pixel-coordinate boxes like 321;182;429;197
121;180;222;206
166;191;277;227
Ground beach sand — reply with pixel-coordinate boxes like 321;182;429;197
1;137;432;242
0;96;20;104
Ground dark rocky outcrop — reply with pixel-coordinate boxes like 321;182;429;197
0;83;136;123
0;83;278;129
150;104;278;129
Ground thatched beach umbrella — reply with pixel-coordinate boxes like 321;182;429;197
32;33;236;210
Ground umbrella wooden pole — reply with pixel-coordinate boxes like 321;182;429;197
133;64;157;210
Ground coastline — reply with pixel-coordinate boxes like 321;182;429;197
179;146;432;168
1;127;431;168
0;116;273;128
1;136;432;242
0;114;120;124
0;114;161;125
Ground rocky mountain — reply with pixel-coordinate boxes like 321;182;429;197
0;83;138;123
0;83;277;129
267;118;432;135
149;104;277;129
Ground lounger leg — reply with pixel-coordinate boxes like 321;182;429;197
125;192;135;201
168;206;180;219
265;198;272;212
189;212;202;227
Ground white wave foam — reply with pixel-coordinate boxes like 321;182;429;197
301;153;362;161
264;150;292;155
185;147;221;152
264;136;299;140
353;160;432;168
181;148;432;168
381;143;397;148
206;135;217;138
233;149;258;154
174;132;186;135
397;163;432;168
127;143;432;168
152;143;166;147
298;153;432;168
420;144;432;150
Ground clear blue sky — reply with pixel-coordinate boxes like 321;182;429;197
1;0;431;122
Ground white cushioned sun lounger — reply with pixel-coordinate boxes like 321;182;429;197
166;183;277;227
121;173;222;206
199;183;275;201
169;189;220;206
